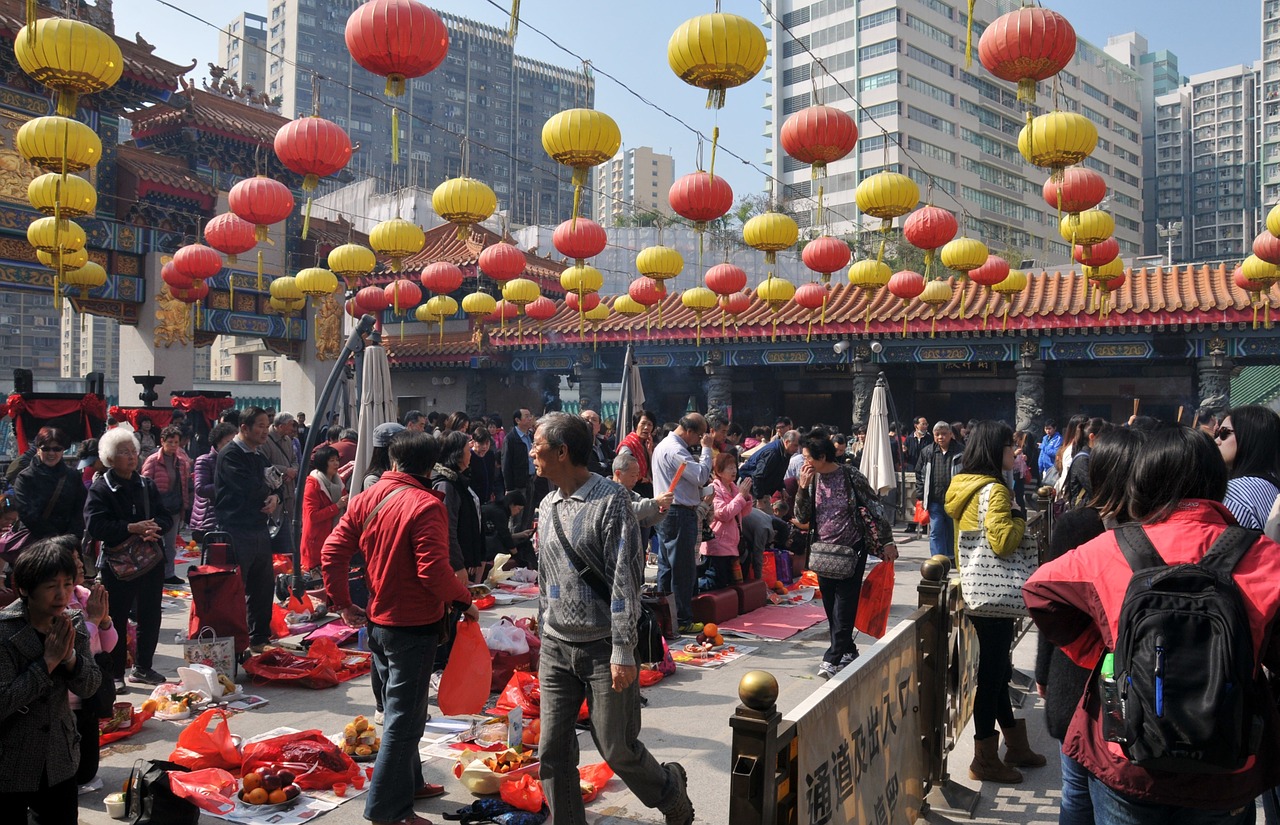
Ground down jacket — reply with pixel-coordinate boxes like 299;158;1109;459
701;476;753;557
141;447;192;514
188;449;219;533
1023;499;1280;810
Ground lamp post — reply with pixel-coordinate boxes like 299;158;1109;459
1157;221;1182;267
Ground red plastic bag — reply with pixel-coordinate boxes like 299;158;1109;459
169;709;242;771
579;762;614;803
438;618;492;716
168;767;238;814
243;648;339;689
493;671;589;721
240;730;359;790
500;773;546;813
306;636;344;669
474;594;496;610
913;500;929;525
638;669;664;687
855;561;895;639
270;602;290;639
761;552;778;588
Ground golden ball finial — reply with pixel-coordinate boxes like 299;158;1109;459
921;555;952;581
738;670;779;710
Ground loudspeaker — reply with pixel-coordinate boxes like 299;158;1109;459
84;371;104;396
12;368;32;394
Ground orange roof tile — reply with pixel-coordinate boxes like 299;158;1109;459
363;223;566;296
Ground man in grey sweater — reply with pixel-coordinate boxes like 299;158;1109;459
531;412;694;825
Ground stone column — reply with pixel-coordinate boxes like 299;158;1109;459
703;367;733;422
1196;355;1233;412
465;369;488;420
851;372;875;430
1015;360;1046;435
279;294;344;419
117;252;196;401
577;367;603;413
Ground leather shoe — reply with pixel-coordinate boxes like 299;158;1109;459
372;816;433;825
413;783;445;799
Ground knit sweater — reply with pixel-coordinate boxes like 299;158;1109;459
537;473;643;667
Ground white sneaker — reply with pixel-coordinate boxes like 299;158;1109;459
78;776;103;794
430;670;443;695
373;710;384;726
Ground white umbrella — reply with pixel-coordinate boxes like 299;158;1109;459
617;343;645;435
860;380;895;496
350;344;396;495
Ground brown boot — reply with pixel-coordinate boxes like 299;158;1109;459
969;733;1022;783
1001;719;1047;768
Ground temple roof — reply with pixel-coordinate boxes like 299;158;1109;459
116;144;217;205
129;88;289;148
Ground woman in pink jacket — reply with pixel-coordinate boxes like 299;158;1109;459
699;451;752;591
141;425;192;585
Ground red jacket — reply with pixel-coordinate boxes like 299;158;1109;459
321;471;471;627
1024;500;1280;809
300;474;343;572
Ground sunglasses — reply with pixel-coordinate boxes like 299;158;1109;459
1215;426;1234;441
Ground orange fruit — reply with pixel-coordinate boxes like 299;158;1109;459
702;623;718;638
713;634;724;646
247;788;269;805
268;789;288;804
140;699;158;713
242;772;262;791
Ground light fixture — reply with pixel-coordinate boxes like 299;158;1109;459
1019;340;1037;370
1208;336;1226;369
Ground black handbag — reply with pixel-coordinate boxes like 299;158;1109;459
84;650;117;718
125;759;200;825
549;506;666;664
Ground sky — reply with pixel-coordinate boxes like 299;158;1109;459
112;0;1260;207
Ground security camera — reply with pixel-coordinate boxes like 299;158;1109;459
870;341;883;354
833;341;851;355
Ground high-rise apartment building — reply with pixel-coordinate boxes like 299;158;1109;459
1261;0;1280;207
252;1;593;225
220;12;268;94
1151;87;1192;262
765;0;1144;264
591;147;676;226
60;308;118;383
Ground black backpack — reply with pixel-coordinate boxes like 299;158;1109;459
1111;524;1267;773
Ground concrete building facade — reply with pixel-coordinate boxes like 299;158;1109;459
220;12;268;95
591;147;676;226
764;0;1144;266
1261;0;1280;207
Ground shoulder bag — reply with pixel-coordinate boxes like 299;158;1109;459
103;480;164;581
549;504;665;662
0;474;67;564
956;482;1039;618
805;469;869;580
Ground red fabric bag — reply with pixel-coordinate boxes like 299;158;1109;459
913;500;929;525
438;618;492;716
854;561;895;638
187;564;250;654
167;768;238;815
169;709;242;772
240;731;359;790
242;648;340;689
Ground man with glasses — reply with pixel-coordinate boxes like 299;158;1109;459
581;410;614;477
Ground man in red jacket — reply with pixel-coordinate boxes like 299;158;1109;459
321;431;477;825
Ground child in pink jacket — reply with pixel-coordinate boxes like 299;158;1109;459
699;452;753;591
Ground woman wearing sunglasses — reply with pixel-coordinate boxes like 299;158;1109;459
13;428;86;543
1215;405;1280;530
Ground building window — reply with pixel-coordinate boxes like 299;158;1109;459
858;39;898;62
859;70;898;92
857;9;897;31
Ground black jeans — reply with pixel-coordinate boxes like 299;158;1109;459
229;530;274;646
970;615;1017;738
100;560;164;676
1;769;78;824
817;572;863;666
73;707;99;786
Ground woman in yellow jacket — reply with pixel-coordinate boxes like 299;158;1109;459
944;420;1046;784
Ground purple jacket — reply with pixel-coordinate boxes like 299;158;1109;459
188;450;218;533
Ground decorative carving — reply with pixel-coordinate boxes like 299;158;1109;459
1014;360;1045;435
465;370;487;420
704;370;733;423
153;284;191;348
315;296;341;362
851;373;875;429
203;64;283;111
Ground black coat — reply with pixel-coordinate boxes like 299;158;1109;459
14;458;86;539
587;436;615;478
501;430;532;492
432;467;483;570
214;439;271;532
84;470;172;557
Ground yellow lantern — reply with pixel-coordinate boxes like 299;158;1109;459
1059;209;1113;255
295;266;339;298
432;177;497;240
855;171;919;262
38;247;87;270
612;295;645;317
16;18;123;117
1243;254;1280;328
27;172;95;217
582;301;611;349
1019;112;1097;175
542;108;622;221
667;13;767;109
60;260;106;297
1267;202;1280;238
27;217;85;254
680;285;717;346
327;243;376;289
270;296;304;315
461;291;497;321
940;237;988;274
17;116;102;172
369;218;424;272
560;264;604;296
417;294;459;341
755;276;796;341
991;269;1028;331
847;259;891;332
270;275;303;303
742;213;798;266
919;279;953;337
1084;257;1125;318
501;279;540;337
636;246;684;281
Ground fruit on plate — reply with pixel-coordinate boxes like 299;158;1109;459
239;768;302;805
140;699;158;713
702;623;718;638
483;747;537;774
521;718;541;748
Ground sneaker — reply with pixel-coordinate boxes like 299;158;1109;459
817;662;839;680
677;622;704;635
113;678;127;694
78;776;103;795
838;650;858;669
125;667;166;687
373;710;384;726
660;762;695;825
430;670;444;693
164;575;186;586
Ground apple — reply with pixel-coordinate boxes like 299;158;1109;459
276;770;296;786
283;785;301;801
262;773;281;792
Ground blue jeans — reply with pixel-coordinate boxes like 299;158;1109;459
1087;773;1255;825
657;507;698;625
698;555;735;592
927;500;953;559
364;622;440;823
1060;751;1095;825
538;635;677;825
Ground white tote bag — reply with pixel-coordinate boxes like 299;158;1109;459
957;483;1039;618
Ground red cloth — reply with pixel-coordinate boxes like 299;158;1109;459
6;393;106;452
109;407;175;431
320;471;471;624
1024;500;1280;810
301;474;342;571
619;432;651;483
312;440;357;464
170;395;234;424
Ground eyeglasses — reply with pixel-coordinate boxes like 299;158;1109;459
37;446;65;453
1215;427;1234;441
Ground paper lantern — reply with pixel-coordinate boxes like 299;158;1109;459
793;282;829;340
802;236;851;284
17;116;101;172
856;171;919;262
37;247;87;271
755;276;795;341
420;262;464;295
204;213;257;265
667;12;767;108
1084;258;1126;318
742;213;798;265
270;295;304;315
706;263;747;296
850;259;895;331
356;284;390;314
296;266;339;298
681;285;718;345
718;291;752;334
523;296;558;348
27;172;95;217
486;300;519;326
461;291;497;319
27;217;85;255
991;270;1028;331
273;115;352;237
1020;113;1097;174
173;243;223;282
561;265;604;296
542;109;621;220
919;279;953;337
15;18;123;116
612;295;646;318
269;276;304;317
345;298;362;318
1059;209;1113;256
669;171;734;229
478;242;526;282
227;176;295;242
636;246;684;281
887;270;925;302
369;217;424;272
629;276;667;331
172;279;209;305
780;105;857;171
565;292;601;313
969;254;1011;287
1254;231;1280;266
328;243;377;288
416;295;458;340
903;206;958;277
432;176;497;240
501;278;540;310
940;237;989;275
977;7;1076;105
161;262;193;292
60;260;106;297
384;279;422;314
552;218;607;265
1267;202;1280;238
1074;237;1120;268
1043;167;1106;216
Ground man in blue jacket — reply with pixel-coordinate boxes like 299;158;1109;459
1037;420;1061;482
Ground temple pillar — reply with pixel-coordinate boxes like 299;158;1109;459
851;371;875;430
578;368;603;413
118;252;196;401
465;369;488;419
703;367;733;422
1015;358;1046;435
278;293;344;420
1196;354;1232;413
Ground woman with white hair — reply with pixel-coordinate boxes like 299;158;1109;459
84;427;171;690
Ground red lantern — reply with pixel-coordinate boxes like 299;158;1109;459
384;279;421;313
628;277;666;307
478;243;526;283
719;291;751;316
977;7;1076;104
780;105;858;170
203;213;257;264
565;292;601;313
1254;231;1280;265
1074;237;1120;268
356;284;390;314
524;296;557;322
162;262;194;291
553;218;607;264
794;282;828;339
172;279;209;303
227;176;295;242
486;299;520;324
421;261;464;294
172;243;222;281
705;263;747;296
801;236;852;282
274;116;352;238
902;206;958;278
1043;167;1106;214
668;171;734;228
345;0;449;96
888;270;925;301
969;254;1011;287
345;297;362;318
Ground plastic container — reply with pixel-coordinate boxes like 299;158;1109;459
104;793;126;819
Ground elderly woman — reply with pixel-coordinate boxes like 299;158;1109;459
433;431;482;585
142;424;192;585
617;410;658;498
13;426;86;543
85;427;171;689
189;422;237;544
0;538;101;823
301;446;347;577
